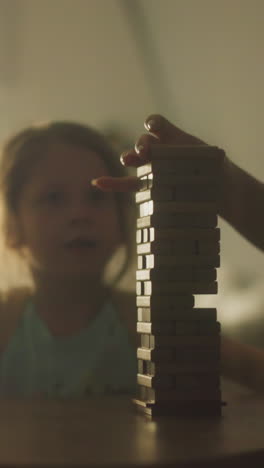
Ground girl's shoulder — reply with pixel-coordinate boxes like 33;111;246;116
110;288;137;346
0;287;33;353
111;288;135;309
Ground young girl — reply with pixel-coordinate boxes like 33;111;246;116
1;115;263;399
0;121;138;398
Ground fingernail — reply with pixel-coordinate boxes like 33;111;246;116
120;152;127;165
135;144;145;155
91;178;98;186
145;119;159;132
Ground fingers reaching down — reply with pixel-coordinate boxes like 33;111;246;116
121;114;207;168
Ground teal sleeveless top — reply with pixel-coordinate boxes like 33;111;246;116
0;299;137;398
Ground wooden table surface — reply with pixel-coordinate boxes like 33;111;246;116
0;380;263;468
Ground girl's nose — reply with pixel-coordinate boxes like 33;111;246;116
68;198;95;224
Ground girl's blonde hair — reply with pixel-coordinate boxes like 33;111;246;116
0;121;136;288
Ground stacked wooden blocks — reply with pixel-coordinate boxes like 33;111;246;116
133;144;225;418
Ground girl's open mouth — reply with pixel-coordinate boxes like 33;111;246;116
65;239;97;249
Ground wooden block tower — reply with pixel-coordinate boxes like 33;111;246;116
133;144;225;417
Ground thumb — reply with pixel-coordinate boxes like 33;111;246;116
144;114;206;146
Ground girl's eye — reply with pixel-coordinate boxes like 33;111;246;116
41;191;65;205
87;187;107;202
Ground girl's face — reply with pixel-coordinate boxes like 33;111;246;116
15;142;123;280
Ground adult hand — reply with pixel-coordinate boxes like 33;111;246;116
92;114;205;192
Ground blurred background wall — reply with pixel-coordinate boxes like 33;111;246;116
0;0;263;339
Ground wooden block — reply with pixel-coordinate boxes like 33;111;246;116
136;188;174;203
144;280;218;295
135;185;219;203
137;321;220;336
137;373;220;390
137;307;217;322
137;241;171;255
138;201;217;218
133;398;223;417
137;280;218;295
136;240;220;256
137;373;174;389
137;213;218;229
150;144;225;161
137;157;222;178
136;295;194;309
139;175;220;192
138;354;220;374
140;334;220;349
137;161;216;178
137;361;220;375
138;362;220;380
136;162;157;178
138;385;221;402
136;268;217;282
140;253;220;268
136;241;221;256
137;347;220;361
138;176;149;191
136;281;142;296
136;230;142;244
136;227;220;243
137;256;145;270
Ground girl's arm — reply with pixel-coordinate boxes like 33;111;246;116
221;336;264;392
219;158;264;251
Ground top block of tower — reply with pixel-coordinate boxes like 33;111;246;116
150;145;225;160
137;145;225;178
